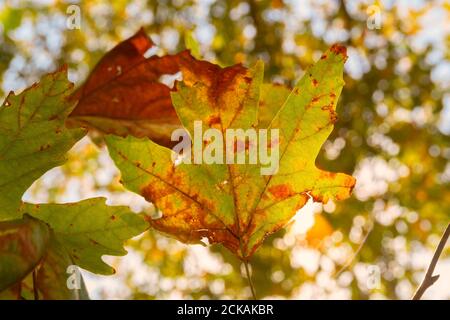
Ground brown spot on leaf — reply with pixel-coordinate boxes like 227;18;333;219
318;104;338;123
329;110;338;123
330;44;348;61
320;171;337;179
39;144;51;151
268;184;294;199
207;115;221;126
141;182;175;204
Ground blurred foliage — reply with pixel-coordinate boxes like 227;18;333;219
1;0;449;299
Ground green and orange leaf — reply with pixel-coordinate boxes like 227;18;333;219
106;44;355;259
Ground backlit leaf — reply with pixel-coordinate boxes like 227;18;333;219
34;238;90;300
23;198;149;275
106;44;355;259
0;68;85;221
0;215;50;291
69;28;187;147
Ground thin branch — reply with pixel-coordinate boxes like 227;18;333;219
412;223;450;300
334;221;373;278
243;260;257;300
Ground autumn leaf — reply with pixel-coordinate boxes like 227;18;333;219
23;198;149;275
1;236;91;300
0;66;150;297
257;83;291;129
0;68;85;221
34;238;90;300
106;44;355;259
68;28;285;147
0;283;23;300
0;198;147;299
69;28;188;147
0;215;50;291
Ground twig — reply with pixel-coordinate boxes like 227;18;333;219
334;221;373;278
412;223;450;300
243;260;257;300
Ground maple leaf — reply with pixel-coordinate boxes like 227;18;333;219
23;198;149;275
257;83;291;129
0;68;85;221
0;216;90;299
106;44;355;259
0;198;148;298
33;238;90;300
69;28;189;147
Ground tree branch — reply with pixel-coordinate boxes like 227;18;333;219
412;223;450;300
334;221;373;278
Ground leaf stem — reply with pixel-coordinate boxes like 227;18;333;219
243;260;257;300
32;269;39;300
412;223;450;300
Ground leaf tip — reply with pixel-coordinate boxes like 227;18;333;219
329;44;348;61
